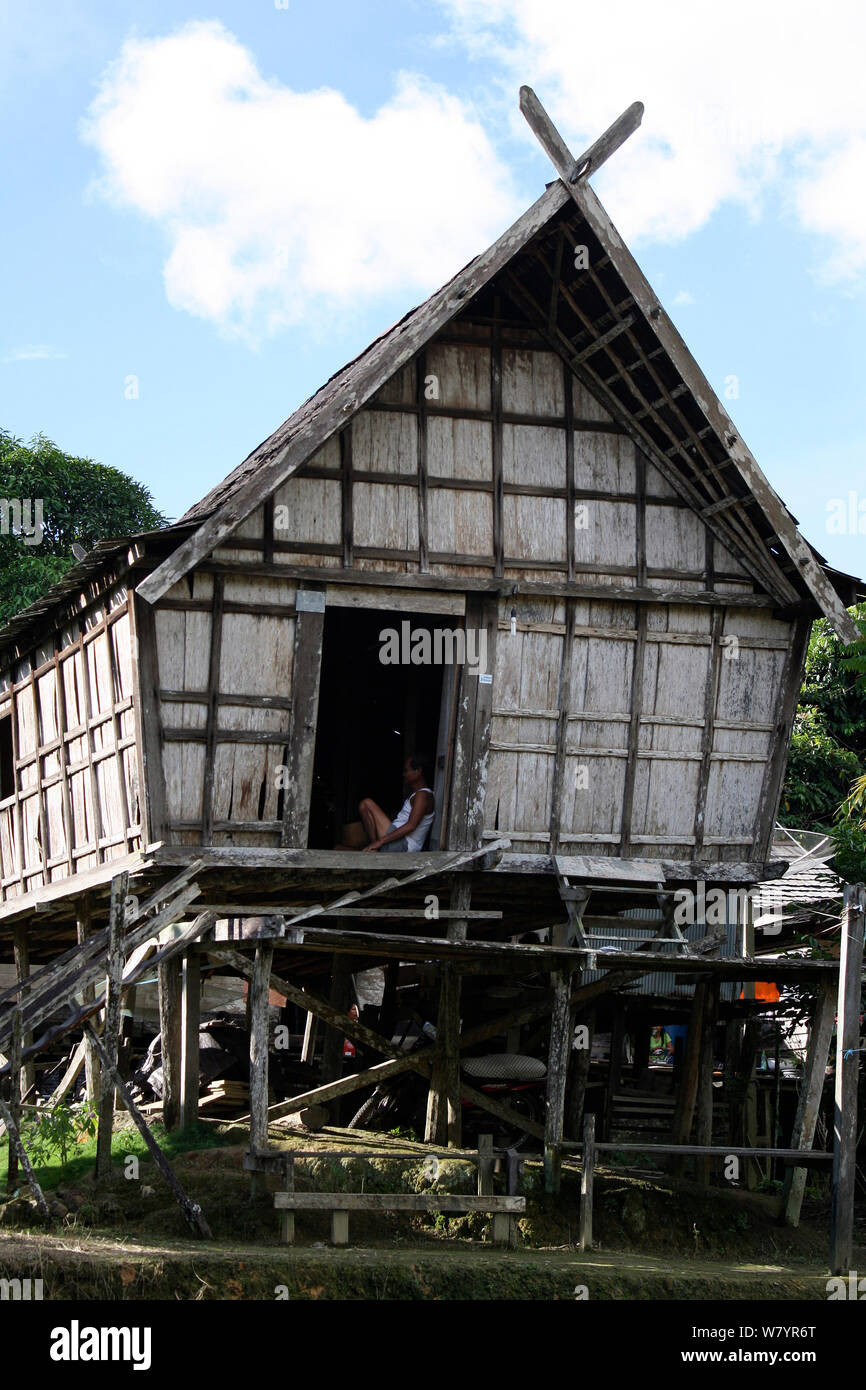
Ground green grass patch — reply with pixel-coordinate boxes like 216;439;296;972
0;1118;227;1193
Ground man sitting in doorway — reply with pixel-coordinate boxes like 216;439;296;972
358;754;435;852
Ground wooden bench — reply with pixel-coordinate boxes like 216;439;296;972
273;1191;525;1246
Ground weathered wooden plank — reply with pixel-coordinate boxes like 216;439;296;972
249;941;275;1153
96;872;128;1181
670;980;709;1172
274;1192;525;1212
199;575;225;844
783;977;836;1228
0;1092;50;1217
180;952;201;1129
281;588;325;848
618;608;646;856
158;955;182;1131
692;608;723;854
184;555;781;606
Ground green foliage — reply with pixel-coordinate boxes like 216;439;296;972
21;1100;98;1178
781;707;863;827
1;1116;228;1192
780;604;866;881
0;430;166;625
798;605;866;759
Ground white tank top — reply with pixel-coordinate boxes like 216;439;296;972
392;786;435;851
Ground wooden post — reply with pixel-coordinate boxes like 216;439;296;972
783;977;835;1227
281;587;325;848
158;956;182;1131
426;879;470;1146
320;954;350;1125
76;896;100;1107
0;1094;50;1218
5;1009;22;1192
670;980;708;1175
281;1155;296;1244
249;942;274;1156
96;873;128;1182
180;952;201;1129
12;925;35;1097
566;1005;595;1140
84;1023;212;1239
830;884;865;1276
695;983;718;1188
603;1004;626;1143
544;960;574;1194
477;1133;494;1196
320;955;350;1082
579;1111;595;1251
300;1011;318;1064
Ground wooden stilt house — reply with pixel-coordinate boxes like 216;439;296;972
0;97;860;1187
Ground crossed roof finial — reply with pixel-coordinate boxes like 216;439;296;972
519;86;643;185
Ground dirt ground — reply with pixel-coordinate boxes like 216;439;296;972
0;1123;855;1300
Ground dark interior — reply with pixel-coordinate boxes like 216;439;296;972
308;607;453;849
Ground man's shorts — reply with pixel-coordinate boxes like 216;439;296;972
377;821;409;851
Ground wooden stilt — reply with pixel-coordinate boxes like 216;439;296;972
544;962;574;1193
84;1023;212;1239
12;925;35;1097
830;884;865;1275
579;1112;595;1251
300;1011;318;1064
5;1009;22;1192
426;879;471;1146
180;952;201;1129
249;942;274;1155
96;873;127;1182
603;1004;626;1143
320;955;350;1082
320;954;350;1125
76;896;100;1107
695;983;718;1187
0;1094;50;1218
158;956;182;1131
739;1019;761;1190
566;1005;595;1140
670;980;708;1175
783;978;835;1227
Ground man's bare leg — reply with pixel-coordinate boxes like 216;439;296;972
359;797;391;844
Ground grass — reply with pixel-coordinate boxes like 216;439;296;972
0;1118;228;1194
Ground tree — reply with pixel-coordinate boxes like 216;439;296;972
0;431;166;625
780;603;866;882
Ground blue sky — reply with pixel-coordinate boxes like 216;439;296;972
1;0;864;580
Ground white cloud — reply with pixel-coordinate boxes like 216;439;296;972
441;0;866;279
672;290;695;307
81;21;516;341
3;344;67;362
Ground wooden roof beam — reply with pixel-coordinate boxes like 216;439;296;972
519;87;858;641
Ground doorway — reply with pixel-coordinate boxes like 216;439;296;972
308;606;460;850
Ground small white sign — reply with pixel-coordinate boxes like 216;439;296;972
479;673;493;684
